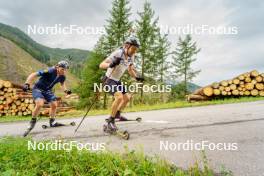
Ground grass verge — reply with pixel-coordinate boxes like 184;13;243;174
0;137;232;176
1;96;264;123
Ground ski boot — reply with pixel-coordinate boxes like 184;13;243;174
23;118;37;137
103;117;118;133
115;111;128;121
49;118;65;127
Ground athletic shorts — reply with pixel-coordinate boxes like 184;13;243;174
102;76;127;96
32;88;57;103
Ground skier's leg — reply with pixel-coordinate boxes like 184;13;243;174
116;93;131;121
107;91;123;131
23;98;44;137
49;100;64;127
111;92;123;117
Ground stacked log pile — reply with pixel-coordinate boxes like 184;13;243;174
187;70;264;101
0;79;74;116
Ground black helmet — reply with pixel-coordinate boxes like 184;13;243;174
125;36;140;48
57;60;69;69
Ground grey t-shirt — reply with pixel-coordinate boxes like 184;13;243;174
105;48;134;81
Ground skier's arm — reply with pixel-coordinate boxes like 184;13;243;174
25;72;38;85
61;81;72;95
99;58;112;69
128;64;137;78
60;82;67;92
128;65;145;82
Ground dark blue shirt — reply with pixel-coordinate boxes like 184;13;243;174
33;67;65;91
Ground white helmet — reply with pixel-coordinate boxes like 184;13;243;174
57;60;69;69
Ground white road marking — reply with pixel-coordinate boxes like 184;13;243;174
145;120;169;124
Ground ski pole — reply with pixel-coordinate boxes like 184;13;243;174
74;68;116;133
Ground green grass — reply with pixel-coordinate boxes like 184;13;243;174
0;137;227;176
1;96;264;123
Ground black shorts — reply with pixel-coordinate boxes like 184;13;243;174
102;76;127;96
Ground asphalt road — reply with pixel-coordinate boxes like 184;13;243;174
1;101;264;176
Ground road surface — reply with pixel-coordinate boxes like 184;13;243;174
1;101;264;176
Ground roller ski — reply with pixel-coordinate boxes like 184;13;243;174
23;118;37;137
105;111;142;123
105;117;142;123
103;117;130;140
42;118;75;129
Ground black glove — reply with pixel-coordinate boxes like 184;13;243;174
109;57;122;68
136;77;145;82
64;89;72;95
23;83;30;92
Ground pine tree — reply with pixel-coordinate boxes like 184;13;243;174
171;34;201;95
105;0;132;53
154;33;170;83
136;1;159;101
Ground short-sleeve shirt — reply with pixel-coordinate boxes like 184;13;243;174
105;48;134;81
33;67;65;91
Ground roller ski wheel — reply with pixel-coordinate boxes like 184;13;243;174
103;124;130;140
105;117;142;123
42;121;76;129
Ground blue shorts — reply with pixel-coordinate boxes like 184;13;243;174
32;88;57;103
103;76;127;96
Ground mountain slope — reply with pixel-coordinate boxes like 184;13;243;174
0;36;78;88
0;22;90;77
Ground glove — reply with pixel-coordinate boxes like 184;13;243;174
136;77;145;82
23;83;30;92
109;57;122;68
64;89;72;95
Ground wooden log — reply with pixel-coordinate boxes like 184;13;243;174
245;83;254;90
239;91;244;96
228;80;233;85
220;80;228;87
224;87;231;92
212;82;220;89
187;94;209;101
193;86;213;97
259;91;264;97
232;90;239;96
219;86;225;91
0;80;4;89
221;91;227;96
232;79;240;85
245;77;251;83
203;87;214;96
17;95;33;99
230;84;237;90
3;81;12;88
28;104;34;111
238;75;245;81
250;70;259;77
256;76;263;82
213;89;221;96
251;89;259;96
251;79;257;85
256;83;264;90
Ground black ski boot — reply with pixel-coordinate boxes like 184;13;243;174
115;111;128;121
23;118;37;137
106;117;118;132
49;118;65;127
